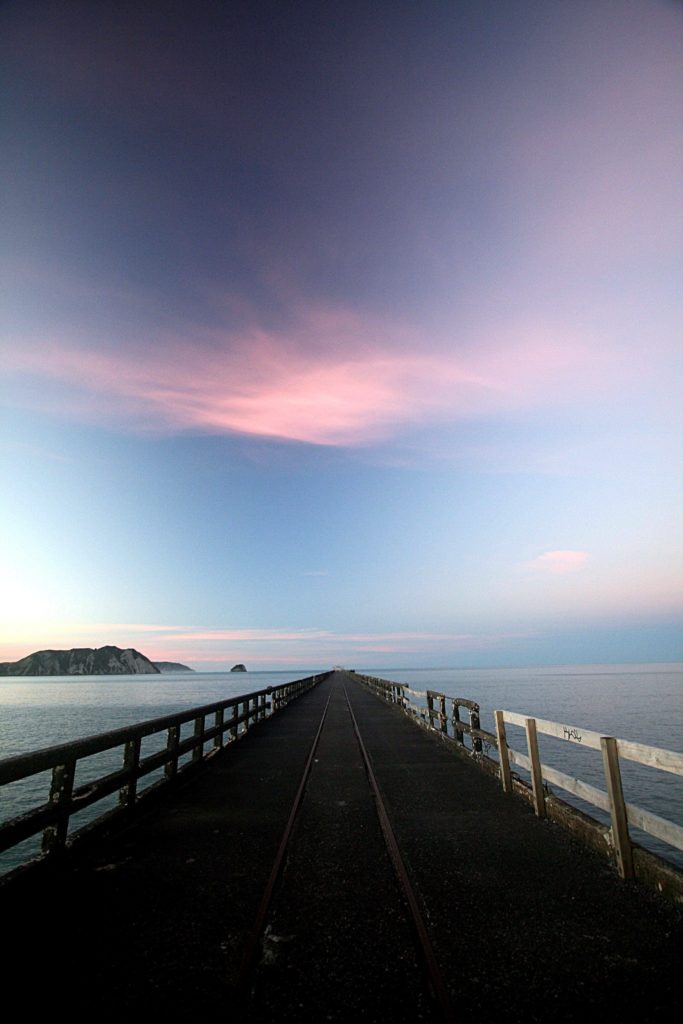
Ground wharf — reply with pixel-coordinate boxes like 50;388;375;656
3;670;682;1020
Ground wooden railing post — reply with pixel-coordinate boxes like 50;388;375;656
193;715;205;763
601;736;634;879
427;691;435;729
439;695;448;735
165;725;180;778
42;760;76;854
525;718;546;818
230;704;239;741
494;711;512;793
119;737;141;811
214;709;224;750
470;706;482;753
452;703;464;745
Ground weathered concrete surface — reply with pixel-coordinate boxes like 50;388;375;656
342;678;683;1020
2;671;682;1021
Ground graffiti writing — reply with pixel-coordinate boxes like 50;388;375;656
563;727;582;743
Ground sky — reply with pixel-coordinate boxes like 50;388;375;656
1;0;682;670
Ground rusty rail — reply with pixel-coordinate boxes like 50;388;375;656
0;672;329;871
237;691;334;988
343;687;455;1020
236;678;456;1018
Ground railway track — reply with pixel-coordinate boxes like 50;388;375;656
237;678;455;1021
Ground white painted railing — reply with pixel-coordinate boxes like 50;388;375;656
494;709;683;878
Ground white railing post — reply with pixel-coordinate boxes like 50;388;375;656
601;736;634;879
525;717;546;818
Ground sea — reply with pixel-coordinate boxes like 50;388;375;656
1;663;681;876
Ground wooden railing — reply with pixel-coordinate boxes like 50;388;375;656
355;673;489;754
358;674;683;881
0;672;328;870
495;709;683;878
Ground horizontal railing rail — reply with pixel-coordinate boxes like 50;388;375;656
0;672;329;871
495;709;683;879
357;674;682;882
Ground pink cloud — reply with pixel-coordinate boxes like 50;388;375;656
0;623;529;666
6;304;613;447
169;628;332;643
527;550;589;575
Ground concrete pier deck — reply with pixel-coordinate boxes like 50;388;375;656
3;671;682;1020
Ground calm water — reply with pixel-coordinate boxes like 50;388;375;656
1;664;681;873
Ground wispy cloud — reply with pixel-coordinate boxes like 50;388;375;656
5;305;613;447
526;550;589;575
0;622;528;666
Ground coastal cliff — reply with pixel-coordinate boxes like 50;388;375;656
0;646;162;676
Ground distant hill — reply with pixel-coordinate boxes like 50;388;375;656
154;661;194;673
230;663;247;672
0;646;161;676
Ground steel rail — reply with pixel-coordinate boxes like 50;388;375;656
344;686;456;1022
237;677;455;1018
236;690;333;989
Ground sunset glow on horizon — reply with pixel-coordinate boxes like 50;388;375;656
1;1;681;671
